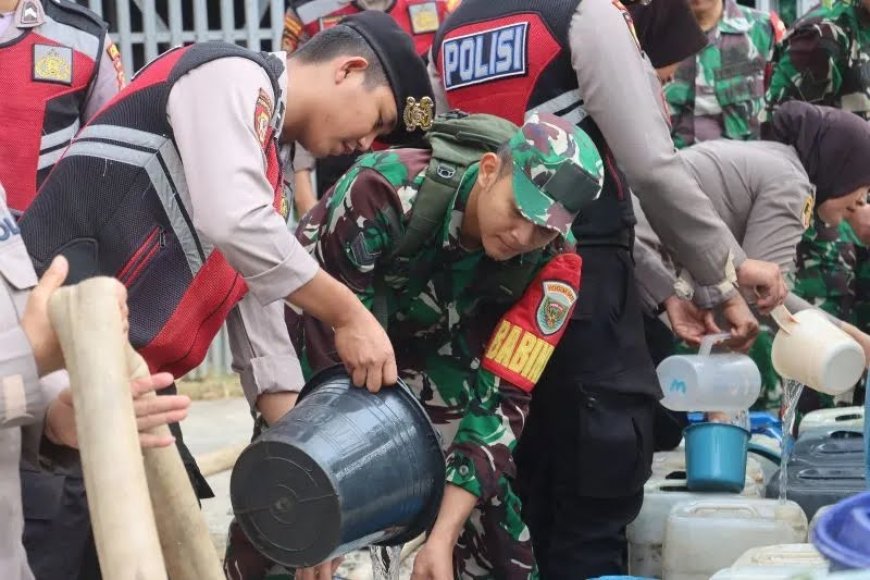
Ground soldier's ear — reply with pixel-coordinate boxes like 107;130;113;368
477;152;500;189
335;56;370;84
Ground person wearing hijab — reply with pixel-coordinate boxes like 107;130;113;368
633;101;870;410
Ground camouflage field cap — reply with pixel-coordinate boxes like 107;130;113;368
508;111;604;243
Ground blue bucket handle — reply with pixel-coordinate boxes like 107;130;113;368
748;441;781;465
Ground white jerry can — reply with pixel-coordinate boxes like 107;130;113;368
662;498;808;580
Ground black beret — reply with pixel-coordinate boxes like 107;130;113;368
627;0;708;69
339;11;435;145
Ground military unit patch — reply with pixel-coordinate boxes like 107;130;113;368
254;88;273;147
408;2;440;34
535;280;576;335
33;44;72;85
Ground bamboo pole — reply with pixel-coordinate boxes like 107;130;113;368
127;346;225;580
48;277;167;580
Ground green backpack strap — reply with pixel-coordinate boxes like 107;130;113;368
374;112;524;326
389;111;519;260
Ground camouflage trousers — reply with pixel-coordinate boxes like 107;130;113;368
223;366;538;579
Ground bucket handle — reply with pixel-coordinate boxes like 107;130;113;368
699;333;732;356
771;304;799;335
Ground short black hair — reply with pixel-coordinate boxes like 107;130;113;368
496;144;514;180
291;25;388;89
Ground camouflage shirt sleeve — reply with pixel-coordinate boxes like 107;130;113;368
767;16;850;106
295;167;403;308
447;251;580;502
445;369;532;501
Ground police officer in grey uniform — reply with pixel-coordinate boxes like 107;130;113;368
0;181;189;580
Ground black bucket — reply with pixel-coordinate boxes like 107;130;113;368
230;365;445;568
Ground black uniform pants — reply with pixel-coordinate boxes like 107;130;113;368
515;244;658;579
22;383;211;580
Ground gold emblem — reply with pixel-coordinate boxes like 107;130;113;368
801;195;815;229
408;2;440;34
33;45;72;84
403;96;434;132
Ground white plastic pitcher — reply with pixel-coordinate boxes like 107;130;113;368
771;306;865;396
657;333;762;411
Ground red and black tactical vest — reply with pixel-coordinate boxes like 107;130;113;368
0;0;105;215
20;43;286;378
295;0;449;58
433;0;636;240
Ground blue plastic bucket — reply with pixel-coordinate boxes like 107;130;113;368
230;365;445;568
812;491;870;571
684;422;750;493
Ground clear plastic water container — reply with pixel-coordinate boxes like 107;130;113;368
663;498;808;580
657;334;762;412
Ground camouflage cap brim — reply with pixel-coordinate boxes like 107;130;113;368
512;165;577;244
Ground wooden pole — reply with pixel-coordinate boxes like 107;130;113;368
127;346;225;579
48;278;167;580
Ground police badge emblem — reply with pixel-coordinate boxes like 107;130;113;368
408;2;440;34
254;88;273;147
33;45;73;85
536;280;577;335
403;96;434;132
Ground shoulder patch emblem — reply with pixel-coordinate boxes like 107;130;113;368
33;44;72;85
254;88;273;147
801;195;815;230
408;2;440;34
536;280;576;335
106;40;126;91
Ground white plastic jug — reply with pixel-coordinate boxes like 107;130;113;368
662;498;808;580
799;406;865;435
732;543;827;568
657;333;762;412
628;477;761;578
771;306;865;396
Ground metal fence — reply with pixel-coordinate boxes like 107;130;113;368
77;0;286;75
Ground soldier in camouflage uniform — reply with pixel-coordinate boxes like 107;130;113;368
225;112;604;579
768;0;870;410
666;0;784;149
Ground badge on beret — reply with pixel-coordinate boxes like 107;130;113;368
403;96;434;133
254;88;273;147
801;195;815;230
33;45;72;85
408;2;440;34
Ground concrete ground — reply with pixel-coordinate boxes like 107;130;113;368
183;397;417;579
